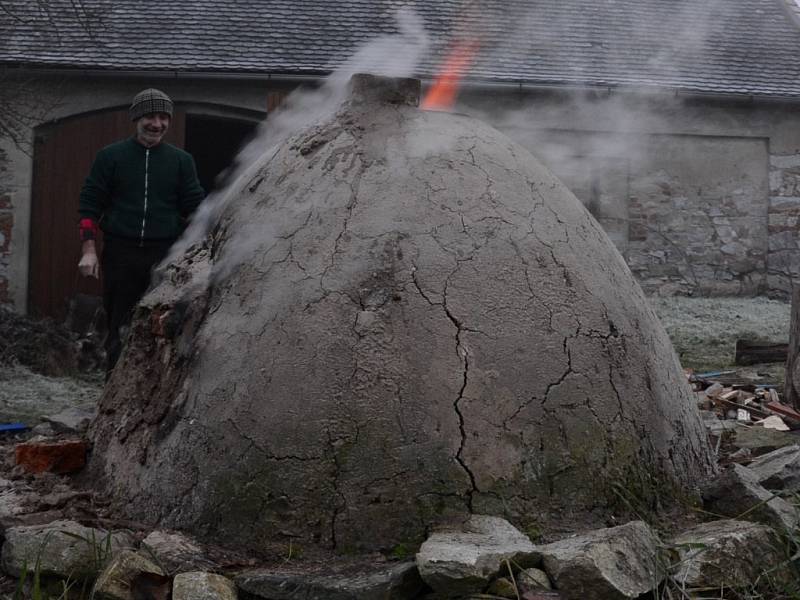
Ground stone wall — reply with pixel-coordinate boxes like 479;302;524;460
768;153;800;295
623;135;769;297
467;90;800;299
519;132;772;297
0;146;14;306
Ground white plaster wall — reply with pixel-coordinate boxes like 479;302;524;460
1;134;36;311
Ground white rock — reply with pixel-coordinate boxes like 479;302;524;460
416;515;536;595
173;572;237;600
756;415;790;431
141;530;214;573
536;520;663;600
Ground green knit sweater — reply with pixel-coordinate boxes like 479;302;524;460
79;137;205;242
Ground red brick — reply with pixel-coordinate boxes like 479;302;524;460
15;440;88;474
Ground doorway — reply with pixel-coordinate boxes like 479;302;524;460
185;115;259;195
29;108;260;320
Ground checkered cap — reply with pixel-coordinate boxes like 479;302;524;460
129;88;173;121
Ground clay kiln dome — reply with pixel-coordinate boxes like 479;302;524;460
90;75;715;551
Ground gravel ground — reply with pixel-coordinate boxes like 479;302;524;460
0;295;791;427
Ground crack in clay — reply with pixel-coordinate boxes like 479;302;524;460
572;314;636;430
510;239;555;330
321;157;365;286
412;262;478;506
442;275;479;511
226;415;326;463
541;344;574;407
326;429;346;550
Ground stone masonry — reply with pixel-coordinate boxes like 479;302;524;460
0;148;12;307
768;153;800;296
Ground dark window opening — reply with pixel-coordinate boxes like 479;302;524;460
184;115;259;195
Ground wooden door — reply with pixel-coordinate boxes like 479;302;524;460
29;109;185;319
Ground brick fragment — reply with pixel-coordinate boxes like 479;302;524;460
0;213;11;252
15;439;88;474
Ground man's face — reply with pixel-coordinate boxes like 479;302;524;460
136;112;171;147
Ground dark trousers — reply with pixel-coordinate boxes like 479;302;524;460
102;236;172;374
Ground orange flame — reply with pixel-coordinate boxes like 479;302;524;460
421;39;480;110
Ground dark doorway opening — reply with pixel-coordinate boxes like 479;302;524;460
184;115;259;195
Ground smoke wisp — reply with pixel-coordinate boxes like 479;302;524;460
162;7;430;284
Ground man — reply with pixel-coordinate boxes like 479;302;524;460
77;88;205;374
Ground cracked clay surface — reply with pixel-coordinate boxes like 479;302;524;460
90;84;716;552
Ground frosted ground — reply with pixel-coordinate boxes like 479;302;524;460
0;295;791;426
649;295;791;376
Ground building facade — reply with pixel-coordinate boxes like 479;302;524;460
1;0;799;316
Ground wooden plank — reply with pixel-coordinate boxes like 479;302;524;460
29;109;132;319
28;131;54;318
734;339;788;365
766;400;800;425
787;285;800;410
716;396;769;419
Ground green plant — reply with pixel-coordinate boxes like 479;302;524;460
282;540;303;562
61;529;113;575
139;542;168;576
388;543;411;560
14;530;49;600
12;529;116;599
504;559;521;600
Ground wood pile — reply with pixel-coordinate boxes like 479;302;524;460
689;369;800;431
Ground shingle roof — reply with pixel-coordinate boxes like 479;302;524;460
2;0;800;98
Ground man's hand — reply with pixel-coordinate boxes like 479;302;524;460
78;240;99;279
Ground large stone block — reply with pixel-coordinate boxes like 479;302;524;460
173;572;237;600
670;519;791;591
235;561;422;600
416;515;537;596
748;445;800;493
536;521;663;600
702;464;799;533
1;520;135;580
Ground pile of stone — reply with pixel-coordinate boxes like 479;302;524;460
0;423;798;599
1;509;797;599
0;522;236;599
